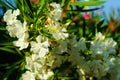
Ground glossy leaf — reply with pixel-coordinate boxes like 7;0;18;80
69;1;106;6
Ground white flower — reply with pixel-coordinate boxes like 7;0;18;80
50;2;61;9
25;54;44;72
109;57;116;65
52;55;67;68
68;36;78;48
11;21;29;50
53;40;68;54
90;41;105;54
45;22;68;40
13;32;29;50
3;9;20;25
37;70;53;80
49;2;62;21
78;38;87;52
108;64;120;80
30;35;49;57
22;71;35;80
6;21;21;37
95;32;105;41
16;21;29;38
88;60;109;78
68;36;87;53
53;28;68;40
104;38;117;54
68;36;86;66
6;21;28;38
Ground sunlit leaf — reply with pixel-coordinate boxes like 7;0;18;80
62;0;69;8
97;19;104;28
37;0;45;16
69;1;106;6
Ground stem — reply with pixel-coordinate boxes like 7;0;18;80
83;18;86;37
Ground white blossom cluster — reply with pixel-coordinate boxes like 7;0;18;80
3;9;54;80
3;2;120;80
45;3;69;40
3;9;29;50
51;32;120;80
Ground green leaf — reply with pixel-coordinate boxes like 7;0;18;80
97;19;104;28
0;47;16;53
3;69;15;80
23;0;33;17
0;1;11;9
62;0;69;8
0;0;15;9
34;0;48;25
0;26;6;30
0;42;13;46
2;61;22;80
37;0;47;16
69;1;106;6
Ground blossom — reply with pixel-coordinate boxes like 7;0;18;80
45;22;69;40
30;35;49;57
3;9;20;25
25;54;44;72
90;41;105;55
6;21;28;38
13;32;29;50
45;2;69;40
108;64;120;80
78;37;87;52
95;32;105;41
52;55;68;68
90;32;117;60
22;71;35;80
16;21;29;39
67;36;86;66
88;60;109;78
53;40;68;54
10;21;29;50
67;36;87;52
6;21;22;37
49;2;62;21
104;38;117;54
68;36;78;48
37;70;53;80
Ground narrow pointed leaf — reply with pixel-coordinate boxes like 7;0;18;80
37;0;46;16
0;47;16;53
0;0;14;9
69;1;106;6
97;19;104;28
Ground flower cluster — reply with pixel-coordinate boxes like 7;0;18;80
3;9;29;50
3;2;120;80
